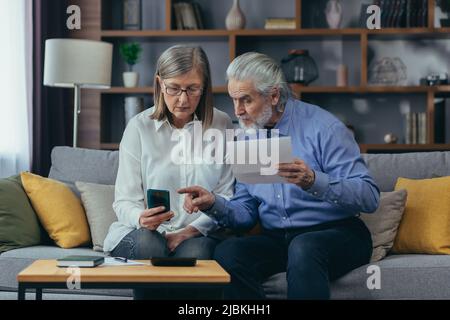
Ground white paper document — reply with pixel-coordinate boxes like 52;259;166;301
227;136;294;184
101;257;148;266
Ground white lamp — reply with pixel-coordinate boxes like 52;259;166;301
44;39;113;147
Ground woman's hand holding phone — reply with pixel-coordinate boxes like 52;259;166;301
139;206;174;231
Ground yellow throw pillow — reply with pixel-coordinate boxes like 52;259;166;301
392;176;450;254
20;172;91;248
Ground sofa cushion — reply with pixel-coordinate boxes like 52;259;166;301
48;148;450;194
75;182;117;252
0;245;106;259
48;146;119;190
47;147;450;193
0;175;43;253
392;176;450;255
359;189;407;262
263;254;450;299
362;152;450;192
21;172;91;249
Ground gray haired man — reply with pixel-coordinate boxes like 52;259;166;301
178;52;380;299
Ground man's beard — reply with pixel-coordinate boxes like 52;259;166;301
238;104;273;130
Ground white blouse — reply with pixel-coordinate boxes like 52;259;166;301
103;106;235;253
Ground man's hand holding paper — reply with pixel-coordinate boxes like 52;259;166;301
227;135;315;185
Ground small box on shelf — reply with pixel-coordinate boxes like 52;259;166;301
264;18;296;30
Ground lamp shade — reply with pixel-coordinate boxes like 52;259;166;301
44;39;113;89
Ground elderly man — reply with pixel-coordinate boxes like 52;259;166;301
178;52;380;300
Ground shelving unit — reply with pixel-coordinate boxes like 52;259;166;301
70;0;450;152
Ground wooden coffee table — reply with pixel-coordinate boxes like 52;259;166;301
17;260;230;300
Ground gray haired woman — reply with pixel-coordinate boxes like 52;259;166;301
103;45;234;298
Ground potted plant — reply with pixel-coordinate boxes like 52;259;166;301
119;42;142;88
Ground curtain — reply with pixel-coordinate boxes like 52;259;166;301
32;0;70;177
0;0;33;178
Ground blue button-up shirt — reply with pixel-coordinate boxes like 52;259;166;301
206;98;380;231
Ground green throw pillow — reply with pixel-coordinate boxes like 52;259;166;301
0;175;43;253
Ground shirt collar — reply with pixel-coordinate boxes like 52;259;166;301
154;112;199;132
273;98;294;136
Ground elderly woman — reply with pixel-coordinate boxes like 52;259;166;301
103;45;234;268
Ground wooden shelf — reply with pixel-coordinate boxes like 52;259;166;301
290;85;450;94
99;86;228;94
74;0;449;150
99;87;154;94
101;29;231;37
360;144;450;153
101;85;450;95
101;28;450;38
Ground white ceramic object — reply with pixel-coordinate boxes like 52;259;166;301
325;0;342;29
123;71;139;88
226;0;246;30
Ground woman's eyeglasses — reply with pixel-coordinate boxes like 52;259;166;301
163;82;203;97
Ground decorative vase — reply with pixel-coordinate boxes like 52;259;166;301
225;0;246;30
123;71;139;88
281;50;319;86
124;96;144;125
324;0;342;29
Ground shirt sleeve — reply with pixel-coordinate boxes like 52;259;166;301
112;121;145;229
305;120;380;213
189;213;218;236
205;181;260;230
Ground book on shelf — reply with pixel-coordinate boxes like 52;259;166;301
405;111;427;144
418;112;427;144
434;98;446;144
264;18;296;30
173;2;204;30
192;2;204;29
375;0;427;28
57;255;105;268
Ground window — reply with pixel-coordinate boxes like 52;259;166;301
0;0;32;178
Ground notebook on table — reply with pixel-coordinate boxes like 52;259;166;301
57;255;105;268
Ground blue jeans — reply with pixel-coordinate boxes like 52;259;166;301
111;228;218;260
111;228;219;299
213;216;372;300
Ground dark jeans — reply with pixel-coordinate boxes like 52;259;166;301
213;216;372;300
111;228;219;299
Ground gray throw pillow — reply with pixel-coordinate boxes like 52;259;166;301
359;189;407;262
75;181;117;252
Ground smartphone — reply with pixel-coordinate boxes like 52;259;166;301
150;257;197;267
147;189;170;215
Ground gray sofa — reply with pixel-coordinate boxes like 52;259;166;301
1;146;450;300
